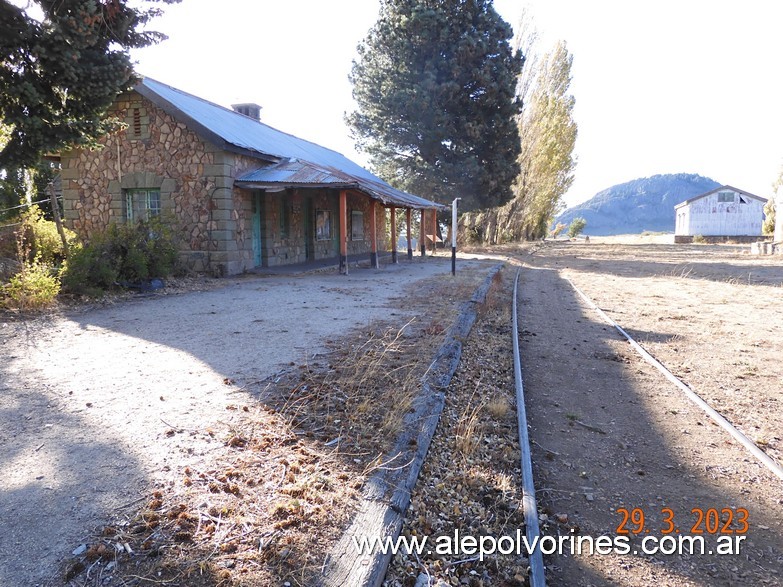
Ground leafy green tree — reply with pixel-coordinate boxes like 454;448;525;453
0;0;178;171
347;0;523;211
515;40;577;239
762;198;775;235
459;36;577;243
567;216;586;238
764;164;781;239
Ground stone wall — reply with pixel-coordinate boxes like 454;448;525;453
260;189;338;267
60;91;235;275
60;89;396;275
346;193;388;257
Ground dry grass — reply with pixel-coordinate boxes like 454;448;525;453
455;396;486;459
486;394;512;420
60;264;493;587
274;319;423;458
63;403;365;587
62;319;435;587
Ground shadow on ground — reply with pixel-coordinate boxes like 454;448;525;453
518;265;783;586
0;366;153;587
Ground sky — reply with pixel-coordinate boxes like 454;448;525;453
131;0;783;208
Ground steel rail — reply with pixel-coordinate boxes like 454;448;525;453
513;269;546;587
566;276;783;483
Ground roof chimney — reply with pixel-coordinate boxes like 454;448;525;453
231;103;262;121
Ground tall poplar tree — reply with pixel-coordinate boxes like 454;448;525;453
347;0;523;210
459;37;577;242
0;0;178;171
515;40;578;238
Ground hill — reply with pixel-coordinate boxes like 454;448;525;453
555;173;721;236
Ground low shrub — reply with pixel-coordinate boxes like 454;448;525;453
18;205;78;266
61;218;180;295
567;217;587;239
1;258;61;310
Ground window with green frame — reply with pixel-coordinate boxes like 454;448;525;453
125;189;161;222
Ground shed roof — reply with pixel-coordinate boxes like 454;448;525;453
135;78;443;210
674;185;768;209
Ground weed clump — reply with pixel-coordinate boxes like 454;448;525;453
61;218;180;295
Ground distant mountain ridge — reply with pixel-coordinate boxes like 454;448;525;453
555;173;721;236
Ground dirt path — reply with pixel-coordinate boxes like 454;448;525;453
0;257;492;587
519;256;783;585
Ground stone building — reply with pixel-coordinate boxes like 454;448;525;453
674;185;768;243
60;77;442;276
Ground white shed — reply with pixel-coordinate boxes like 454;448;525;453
674;185;767;239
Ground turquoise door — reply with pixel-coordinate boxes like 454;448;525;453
252;192;262;266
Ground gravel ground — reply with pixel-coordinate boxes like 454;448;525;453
386;242;783;587
5;241;781;587
520;243;783;586
0;256;492;587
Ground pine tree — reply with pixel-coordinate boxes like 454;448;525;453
347;0;523;211
0;0;178;171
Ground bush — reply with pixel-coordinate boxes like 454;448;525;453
692;234;706;244
18;205;78;266
550;222;567;239
1;258;61;310
762;199;775;236
61;218;180;295
567;217;587;238
60;231;120;295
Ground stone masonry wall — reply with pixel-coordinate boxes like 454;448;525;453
60;91;235;275
346;193;388;257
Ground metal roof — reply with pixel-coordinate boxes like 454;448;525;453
235;159;443;209
674;185;768;209
136;77;443;210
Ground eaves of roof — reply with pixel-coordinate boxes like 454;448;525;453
674;185;768;209
235;159;446;210
134;77;444;210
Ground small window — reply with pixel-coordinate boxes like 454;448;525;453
125;189;161;223
279;199;290;238
316;209;332;241
717;191;735;203
351;210;364;240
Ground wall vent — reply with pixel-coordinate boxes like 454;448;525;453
132;108;142;137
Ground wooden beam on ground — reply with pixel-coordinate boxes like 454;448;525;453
390;207;397;264
319;264;505;587
370;200;379;269
406;208;413;260
339;190;348;274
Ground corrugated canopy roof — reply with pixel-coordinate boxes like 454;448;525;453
234;159;441;209
136;78;444;210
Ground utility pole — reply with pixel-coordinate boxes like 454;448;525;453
451;198;460;275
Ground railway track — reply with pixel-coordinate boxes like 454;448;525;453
564;277;783;483
515;259;783;586
389;255;782;586
512;268;546;587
